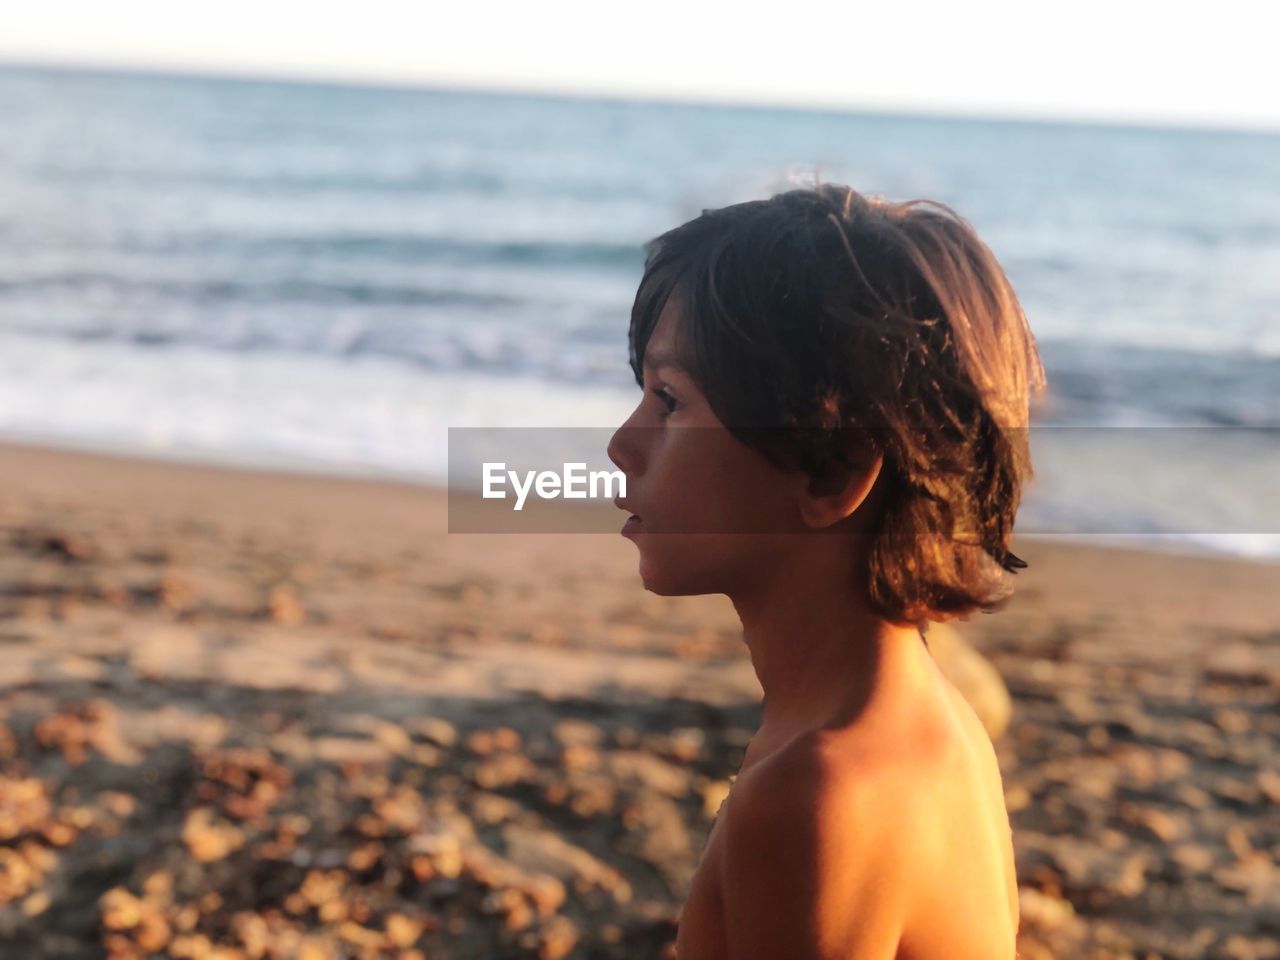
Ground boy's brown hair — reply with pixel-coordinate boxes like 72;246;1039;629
628;182;1048;627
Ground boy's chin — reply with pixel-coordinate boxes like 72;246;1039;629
640;576;693;597
635;554;717;597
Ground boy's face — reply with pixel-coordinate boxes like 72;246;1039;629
606;298;810;596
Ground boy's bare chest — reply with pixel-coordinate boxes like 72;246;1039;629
674;739;778;959
674;798;732;960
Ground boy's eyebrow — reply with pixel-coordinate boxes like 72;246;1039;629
641;347;690;373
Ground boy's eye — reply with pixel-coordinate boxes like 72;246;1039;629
649;386;679;415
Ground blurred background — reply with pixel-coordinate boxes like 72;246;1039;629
0;4;1277;959
1;1;1277;552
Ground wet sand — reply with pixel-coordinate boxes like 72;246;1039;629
0;440;1276;959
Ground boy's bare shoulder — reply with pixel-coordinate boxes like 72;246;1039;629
718;705;1016;959
717;733;919;958
733;722;941;843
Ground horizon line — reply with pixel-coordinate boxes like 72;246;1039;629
3;55;1279;139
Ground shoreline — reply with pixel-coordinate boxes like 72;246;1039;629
2;433;1276;570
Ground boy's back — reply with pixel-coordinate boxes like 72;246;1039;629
676;650;1018;960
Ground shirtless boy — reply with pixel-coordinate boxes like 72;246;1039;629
607;184;1046;959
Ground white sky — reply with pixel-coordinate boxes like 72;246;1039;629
2;0;1277;131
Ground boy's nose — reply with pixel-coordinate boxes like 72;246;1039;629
607;423;643;477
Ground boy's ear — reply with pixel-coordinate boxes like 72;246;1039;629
795;454;884;530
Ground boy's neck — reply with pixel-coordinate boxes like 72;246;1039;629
729;537;932;741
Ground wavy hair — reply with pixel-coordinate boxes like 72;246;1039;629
628;182;1048;627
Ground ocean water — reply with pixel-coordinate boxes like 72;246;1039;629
1;63;1277;557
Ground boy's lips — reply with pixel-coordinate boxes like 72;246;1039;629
614;497;643;536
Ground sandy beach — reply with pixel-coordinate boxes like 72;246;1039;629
0;439;1276;959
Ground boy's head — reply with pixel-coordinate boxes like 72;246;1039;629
607;183;1046;628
